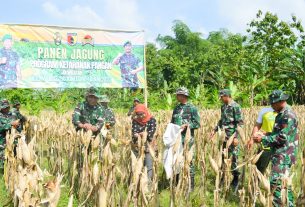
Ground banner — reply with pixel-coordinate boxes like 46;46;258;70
0;24;145;88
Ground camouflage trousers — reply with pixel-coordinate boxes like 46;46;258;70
270;155;294;207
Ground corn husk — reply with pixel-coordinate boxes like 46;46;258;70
259;191;267;206
91;137;100;150
237;126;246;145
98;185;107;207
209;155;219;173
255;167;270;192
20;137;32;165
92;162;100;185
67;194;74;207
226;133;235;149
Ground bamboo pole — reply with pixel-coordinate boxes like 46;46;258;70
143;32;148;107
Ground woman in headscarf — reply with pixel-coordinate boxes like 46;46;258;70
131;104;157;180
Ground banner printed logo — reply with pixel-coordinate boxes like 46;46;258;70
53;32;62;46
67;33;77;46
82;34;94;46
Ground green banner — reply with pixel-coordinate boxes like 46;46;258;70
0;24;145;88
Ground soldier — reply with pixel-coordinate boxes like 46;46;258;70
11;101;27;133
98;95;115;129
253;90;298;207
171;87;200;191
132;104;157;181
247;106;277;174
113;41;144;88
127;98;140;116
72;87;104;137
210;89;244;191
0;99;19;172
0;34;21;88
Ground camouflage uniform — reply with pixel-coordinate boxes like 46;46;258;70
171;87;200;189
99;95;116;128
0;100;13;170
214;89;244;182
261;90;298;207
0;34;19;88
72;88;105;193
72;88;105;137
11;102;27;133
117;42;142;88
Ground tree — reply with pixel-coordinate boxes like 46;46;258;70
245;10;305;104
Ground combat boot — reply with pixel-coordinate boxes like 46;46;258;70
190;176;195;192
231;175;239;193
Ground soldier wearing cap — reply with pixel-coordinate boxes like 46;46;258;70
113;41;144;88
127;98;140;117
0;99;19;172
253;90;298;207
210;89;244;192
98;95;115;129
171;87;200;191
0;34;20;88
11;100;27;133
72;87;105;137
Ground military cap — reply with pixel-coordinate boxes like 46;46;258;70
219;89;231;97
86;87;99;98
176;87;189;97
123;41;132;47
269;90;289;104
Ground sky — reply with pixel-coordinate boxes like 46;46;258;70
1;0;305;42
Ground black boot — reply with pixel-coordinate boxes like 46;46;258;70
231;175;239;193
190;176;195;192
175;174;180;186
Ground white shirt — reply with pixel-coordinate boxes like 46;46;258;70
256;107;274;124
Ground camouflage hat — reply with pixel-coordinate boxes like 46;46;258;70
219;89;231;97
134;98;140;103
99;95;110;103
2;34;12;42
176;87;189;97
86;87;99;98
123;41;132;47
269;90;289;104
0;99;10;110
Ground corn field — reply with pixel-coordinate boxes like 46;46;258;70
2;106;305;207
